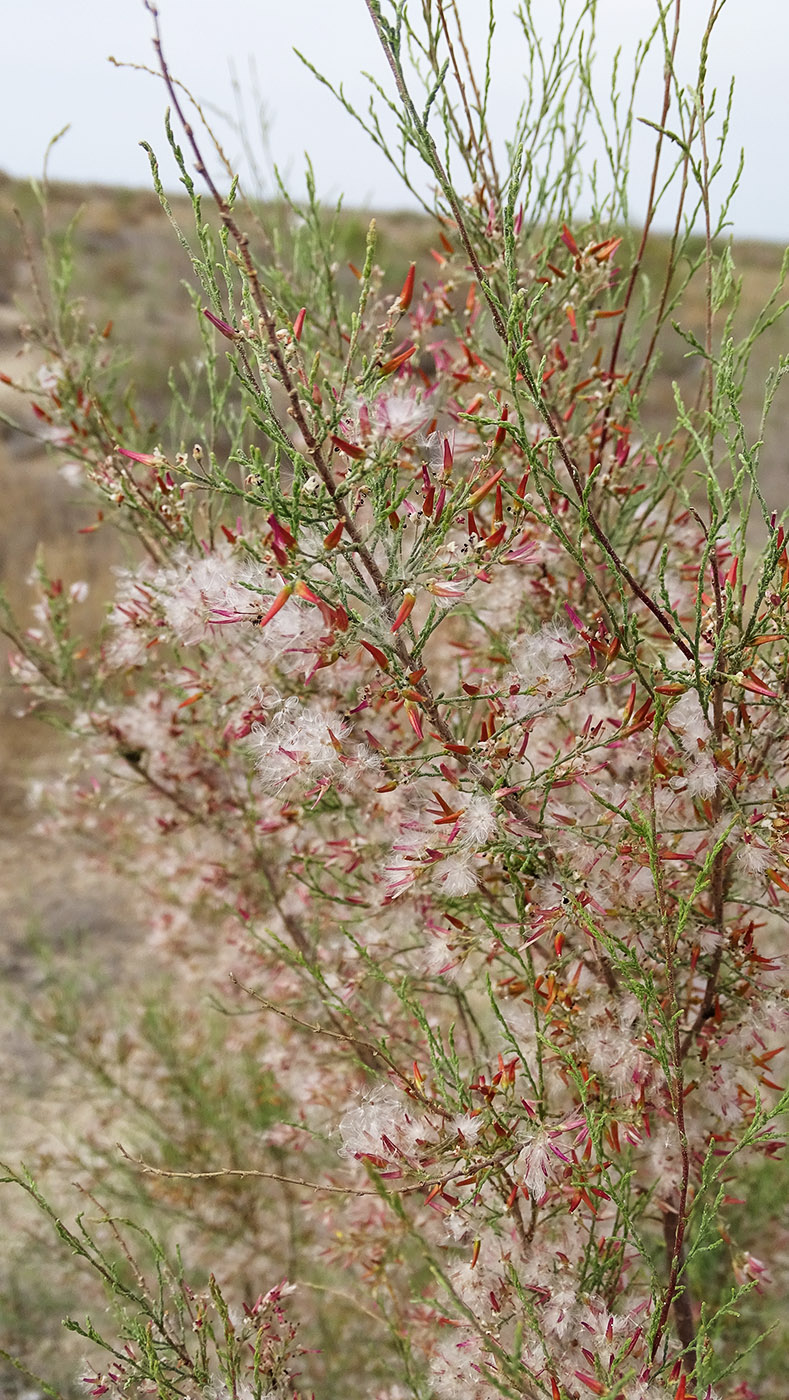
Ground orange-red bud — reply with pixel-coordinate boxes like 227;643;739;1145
398;263;416;311
560;223;580;258
294;580;320;605
379;344;416;377
360;639;390;671
323;520;344;550
203;307;237;340
403;699;423;739
391;591;416;633
467;468;504;509
494;405;509;448
259;583;293;627
330;434;366;461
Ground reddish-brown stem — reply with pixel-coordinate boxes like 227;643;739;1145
679;674;729;1060
147;3;551;845
449;5;501;199
597;0;683;467
678;0;731;1046
530;389;694;660
363;0;507;339
145;5;396;607
661;1206;697;1366
436;1;500;206
696;2;725;430
633;115;696;400
648;731;697;1368
650;994;695;1366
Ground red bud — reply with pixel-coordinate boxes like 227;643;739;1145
398;262;416;310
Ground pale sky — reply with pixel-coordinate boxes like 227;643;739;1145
3;0;787;241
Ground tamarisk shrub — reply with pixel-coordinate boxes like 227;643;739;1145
3;1;789;1397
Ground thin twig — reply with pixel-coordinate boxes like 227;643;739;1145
363;0;694;662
